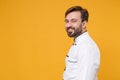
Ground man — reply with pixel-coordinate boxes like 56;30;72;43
63;6;100;80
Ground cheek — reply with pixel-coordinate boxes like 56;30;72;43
74;23;81;29
74;24;82;32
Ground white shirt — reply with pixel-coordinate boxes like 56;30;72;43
63;32;100;80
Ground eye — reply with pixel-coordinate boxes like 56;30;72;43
65;19;69;23
71;19;77;22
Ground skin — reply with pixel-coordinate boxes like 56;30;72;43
65;11;87;38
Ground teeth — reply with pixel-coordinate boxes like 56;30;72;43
68;29;73;31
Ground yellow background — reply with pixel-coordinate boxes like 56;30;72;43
0;0;120;80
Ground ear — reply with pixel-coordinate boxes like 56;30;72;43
81;21;87;29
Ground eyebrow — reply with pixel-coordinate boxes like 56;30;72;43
65;18;78;21
71;18;78;21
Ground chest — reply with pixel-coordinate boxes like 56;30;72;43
65;45;79;68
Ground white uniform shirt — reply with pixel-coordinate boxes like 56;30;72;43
63;32;100;80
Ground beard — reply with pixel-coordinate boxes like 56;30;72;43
66;27;76;37
66;25;82;38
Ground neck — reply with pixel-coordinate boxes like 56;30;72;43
74;30;87;39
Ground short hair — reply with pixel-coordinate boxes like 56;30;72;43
65;6;89;22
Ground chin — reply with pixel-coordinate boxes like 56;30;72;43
68;34;75;37
67;31;76;37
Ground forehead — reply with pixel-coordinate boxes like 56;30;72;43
65;11;81;20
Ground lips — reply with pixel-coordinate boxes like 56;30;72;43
67;28;74;32
68;28;72;31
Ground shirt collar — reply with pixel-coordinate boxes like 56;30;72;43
74;31;89;45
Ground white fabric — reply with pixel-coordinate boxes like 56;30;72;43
63;32;100;80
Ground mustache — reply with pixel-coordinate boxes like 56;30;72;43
66;27;75;30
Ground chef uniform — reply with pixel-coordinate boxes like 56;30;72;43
63;32;100;80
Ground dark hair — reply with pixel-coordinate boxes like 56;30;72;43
65;6;89;22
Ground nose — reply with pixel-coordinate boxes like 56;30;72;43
66;22;72;28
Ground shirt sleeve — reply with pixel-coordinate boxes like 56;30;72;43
76;44;99;80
